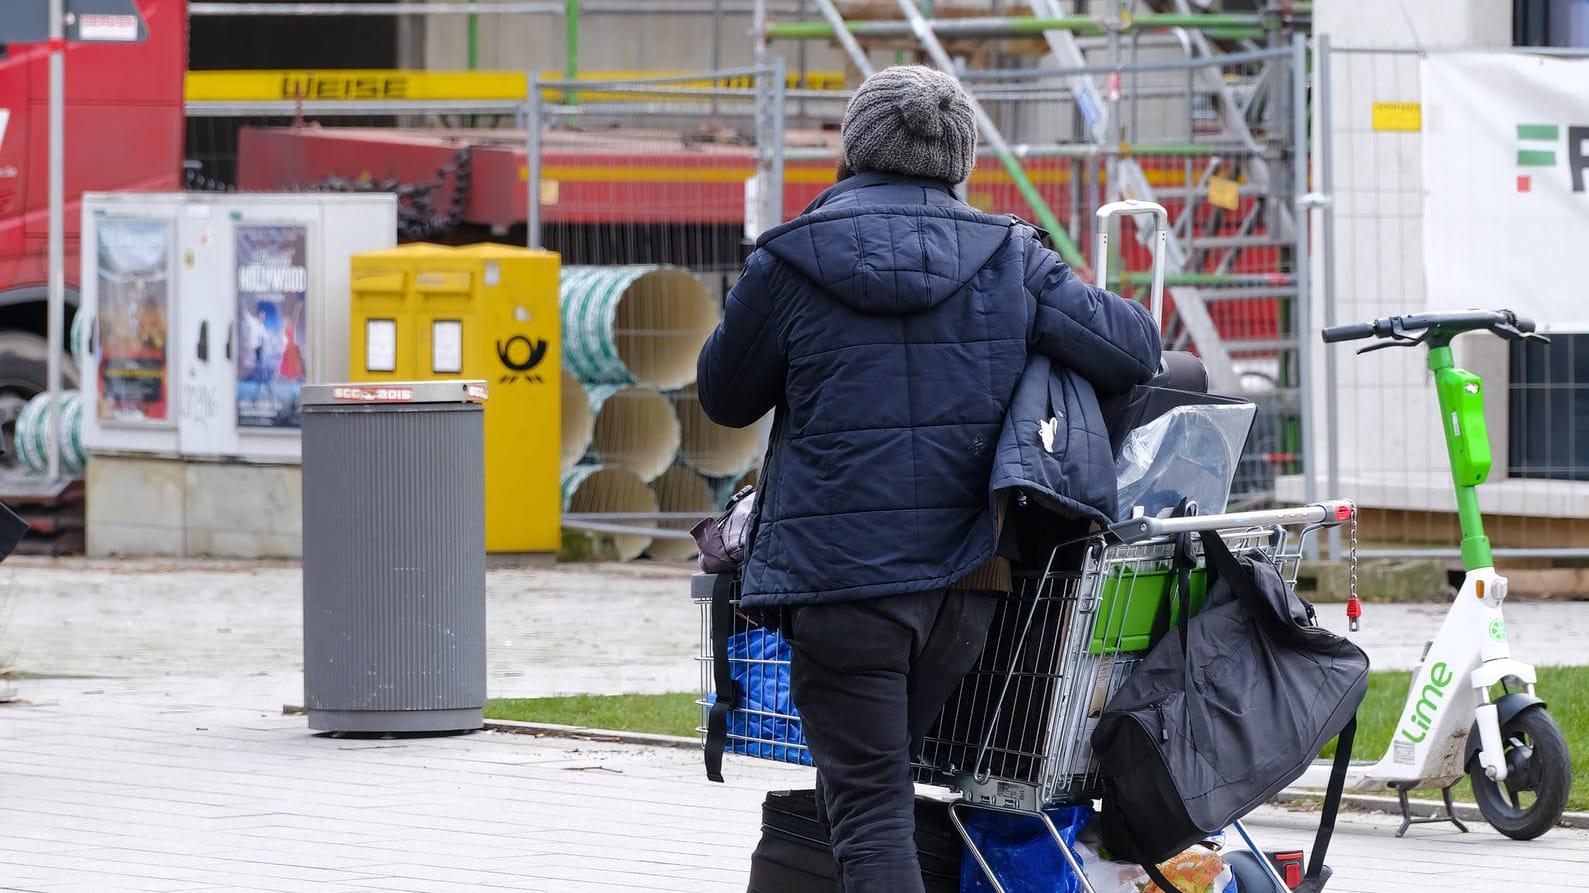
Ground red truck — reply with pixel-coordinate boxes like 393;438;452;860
0;0;183;453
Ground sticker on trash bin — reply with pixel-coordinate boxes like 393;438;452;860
466;383;489;401
331;386;415;403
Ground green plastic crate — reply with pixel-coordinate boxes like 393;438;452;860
1089;566;1209;655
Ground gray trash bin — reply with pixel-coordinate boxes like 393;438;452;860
301;380;489;733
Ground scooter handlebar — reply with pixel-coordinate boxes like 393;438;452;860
1321;321;1377;343
1321;310;1540;345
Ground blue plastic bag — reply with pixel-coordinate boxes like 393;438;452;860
706;628;813;766
959;804;1094;893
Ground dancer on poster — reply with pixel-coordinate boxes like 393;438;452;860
235;225;309;428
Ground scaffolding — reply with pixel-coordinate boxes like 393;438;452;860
759;0;1314;504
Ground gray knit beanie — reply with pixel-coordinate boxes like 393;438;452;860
841;66;978;185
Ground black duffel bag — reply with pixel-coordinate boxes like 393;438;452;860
1091;528;1369;893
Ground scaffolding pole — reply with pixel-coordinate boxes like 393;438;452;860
1021;0;1109;145
765;13;1278;41
783;141;1269;161
813;0;875;77
1292;31;1318;526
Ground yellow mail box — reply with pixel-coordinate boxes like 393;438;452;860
350;243;562;552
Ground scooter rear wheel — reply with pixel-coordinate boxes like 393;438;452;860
1468;706;1571;840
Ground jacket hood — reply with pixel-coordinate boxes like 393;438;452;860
757;173;1016;315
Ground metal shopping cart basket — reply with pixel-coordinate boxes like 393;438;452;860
692;571;813;774
693;500;1357;893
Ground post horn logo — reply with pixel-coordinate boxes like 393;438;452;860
496;335;547;384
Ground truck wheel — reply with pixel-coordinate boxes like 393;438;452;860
0;332;79;469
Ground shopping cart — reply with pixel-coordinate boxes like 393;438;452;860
693;199;1353;891
694;500;1357;893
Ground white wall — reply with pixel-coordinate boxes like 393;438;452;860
1316;0;1512;46
413;3;843;77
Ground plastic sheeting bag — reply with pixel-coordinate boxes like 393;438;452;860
1115;403;1257;520
960;804;1094;893
1074;830;1236;893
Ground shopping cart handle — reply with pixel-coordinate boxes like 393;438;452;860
1108;500;1357;544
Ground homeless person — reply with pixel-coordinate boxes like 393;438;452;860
697;65;1162;893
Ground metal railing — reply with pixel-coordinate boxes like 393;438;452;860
529;69;786;555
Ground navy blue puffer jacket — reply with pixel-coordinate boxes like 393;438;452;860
697;172;1160;607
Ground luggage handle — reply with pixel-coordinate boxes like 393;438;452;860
1093;199;1169;331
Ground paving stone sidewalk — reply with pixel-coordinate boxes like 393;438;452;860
3;557;1586;696
2;558;1587;892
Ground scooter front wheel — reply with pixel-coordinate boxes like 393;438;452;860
1468;706;1571;840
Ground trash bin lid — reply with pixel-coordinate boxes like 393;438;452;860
302;380;489;406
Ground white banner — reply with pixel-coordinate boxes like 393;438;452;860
1422;53;1589;331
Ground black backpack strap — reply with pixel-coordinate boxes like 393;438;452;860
1108;541;1206;887
704;572;739;783
1198;528;1251;600
1149;532;1192;647
1150;499;1199;649
1292;714;1355;893
1199;528;1296;644
1172;532;1215;755
1142;861;1182;893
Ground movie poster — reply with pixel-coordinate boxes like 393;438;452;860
235;224;309;429
96;218;172;423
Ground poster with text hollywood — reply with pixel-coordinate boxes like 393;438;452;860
96;218;172;424
235;224;309;429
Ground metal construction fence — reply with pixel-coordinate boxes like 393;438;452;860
526;69;798;553
194;5;1575;562
753;37;1312;511
967;41;1311;511
1307;40;1589;562
188;71;1313;552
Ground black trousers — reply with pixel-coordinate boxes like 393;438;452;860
783;589;998;893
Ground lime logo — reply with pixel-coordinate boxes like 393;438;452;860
1489;619;1508;642
1516;123;1589;193
1398;661;1454;744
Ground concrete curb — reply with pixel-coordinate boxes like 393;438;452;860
485;722;1589;835
484;718;701;750
289;707;1589;833
481;721;1589;833
281;705;703;750
1275;788;1588;830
